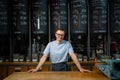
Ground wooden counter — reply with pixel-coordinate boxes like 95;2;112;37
1;61;103;80
4;71;108;80
0;61;94;71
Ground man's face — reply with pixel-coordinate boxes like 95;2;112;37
55;30;65;42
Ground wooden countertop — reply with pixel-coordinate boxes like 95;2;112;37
4;71;108;80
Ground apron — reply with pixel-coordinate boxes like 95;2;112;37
52;62;68;71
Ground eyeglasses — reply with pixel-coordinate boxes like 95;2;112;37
56;33;64;37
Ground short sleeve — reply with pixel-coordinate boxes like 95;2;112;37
68;42;74;54
43;42;51;55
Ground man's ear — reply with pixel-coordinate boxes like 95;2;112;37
55;33;57;37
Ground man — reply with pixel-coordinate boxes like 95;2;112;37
28;28;90;72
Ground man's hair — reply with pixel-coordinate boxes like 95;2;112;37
55;28;64;32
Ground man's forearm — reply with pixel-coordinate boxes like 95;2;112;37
36;55;47;70
70;53;83;71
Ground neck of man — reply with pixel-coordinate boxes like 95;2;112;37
56;40;62;44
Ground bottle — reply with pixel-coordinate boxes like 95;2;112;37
32;38;36;54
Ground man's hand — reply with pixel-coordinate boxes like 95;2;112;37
79;68;91;73
28;69;38;73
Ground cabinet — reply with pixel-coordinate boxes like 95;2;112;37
0;62;51;80
0;66;7;80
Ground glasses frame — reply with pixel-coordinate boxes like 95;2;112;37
56;33;64;37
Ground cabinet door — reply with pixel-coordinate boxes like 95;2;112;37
29;65;51;71
69;65;78;71
8;66;28;75
0;66;7;80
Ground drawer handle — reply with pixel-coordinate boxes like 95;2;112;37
15;67;21;72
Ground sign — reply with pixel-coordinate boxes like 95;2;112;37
89;0;107;33
70;0;88;34
109;0;120;33
50;0;68;33
11;0;29;34
31;0;48;34
0;0;9;35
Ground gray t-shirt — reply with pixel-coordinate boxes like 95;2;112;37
43;40;74;63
